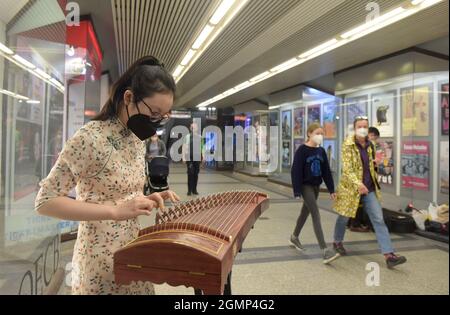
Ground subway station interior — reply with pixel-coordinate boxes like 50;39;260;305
0;0;449;296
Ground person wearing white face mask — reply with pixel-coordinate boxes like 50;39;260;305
290;123;340;264
332;117;407;269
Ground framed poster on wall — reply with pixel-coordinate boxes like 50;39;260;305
281;110;292;140
307;104;321;126
441;82;449;136
294;139;304;153
372;91;395;137
323;140;337;173
282;140;291;168
401;85;431;137
375;140;394;186
346;95;368;135
293;107;305;139
323;102;337;139
440;141;449;195
401;141;430;191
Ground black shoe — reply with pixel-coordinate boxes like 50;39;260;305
386;254;407;269
333;242;347;256
193;191;199;195
187;192;192;196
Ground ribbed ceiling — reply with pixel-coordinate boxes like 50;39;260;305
111;0;220;74
176;0;448;108
182;0;302;82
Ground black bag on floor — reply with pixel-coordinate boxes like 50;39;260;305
425;220;449;236
383;209;416;233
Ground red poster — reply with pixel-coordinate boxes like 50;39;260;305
401;141;430;191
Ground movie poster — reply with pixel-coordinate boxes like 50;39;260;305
307;104;321;127
442;83;449;136
401;86;430;137
323;140;337;173
294;139;304;153
346;95;368;135
323;102;337;139
372;92;395;137
401;141;430;191
282;110;292;140
375;140;394;186
293;107;305;139
440;141;449;194
282;140;291;168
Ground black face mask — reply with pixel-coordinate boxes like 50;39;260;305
126;103;160;141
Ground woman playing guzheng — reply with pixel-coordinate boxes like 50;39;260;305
290;123;340;264
35;56;180;295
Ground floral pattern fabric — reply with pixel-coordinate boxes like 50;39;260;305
334;136;381;218
35;118;154;295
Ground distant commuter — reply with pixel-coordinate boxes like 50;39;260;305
146;134;167;160
183;122;204;196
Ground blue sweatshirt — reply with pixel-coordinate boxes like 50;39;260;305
291;144;335;197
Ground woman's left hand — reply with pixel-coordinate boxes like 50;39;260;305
330;193;337;201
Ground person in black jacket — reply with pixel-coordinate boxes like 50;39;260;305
290;123;340;264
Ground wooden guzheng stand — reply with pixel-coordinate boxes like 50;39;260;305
114;190;269;295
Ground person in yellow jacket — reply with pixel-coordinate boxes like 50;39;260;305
332;116;407;269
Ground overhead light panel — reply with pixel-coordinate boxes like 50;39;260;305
341;7;407;39
13;54;36;69
0;42;14;55
270;58;301;73
181;49;196;66
34;68;52;80
173;65;184;78
299;38;339;58
210;0;236;25
192;25;215;50
250;71;270;82
26;100;41;104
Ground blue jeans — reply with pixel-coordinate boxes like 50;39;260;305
334;192;394;254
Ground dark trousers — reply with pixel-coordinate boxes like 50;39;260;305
293;185;327;250
187;161;200;193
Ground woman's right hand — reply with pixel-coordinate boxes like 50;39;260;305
110;197;157;221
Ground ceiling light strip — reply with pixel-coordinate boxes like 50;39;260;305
196;0;444;108
173;0;249;82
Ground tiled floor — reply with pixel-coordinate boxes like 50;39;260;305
58;164;449;295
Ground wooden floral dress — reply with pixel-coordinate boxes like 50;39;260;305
35;118;155;295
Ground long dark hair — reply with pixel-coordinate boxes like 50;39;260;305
92;56;176;121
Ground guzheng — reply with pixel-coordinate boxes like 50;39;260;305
113;190;269;295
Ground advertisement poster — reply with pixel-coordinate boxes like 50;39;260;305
346;95;368;135
259;115;269;171
401;141;430;191
440;141;449;194
307;104;321;126
375;140;394;186
401;86;430;137
294;139;304;154
293;107;305;139
254;116;260;163
372;92;395;137
282;110;292;140
323;102;337;138
323;140;337;173
442;83;449;136
282;140;291;168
